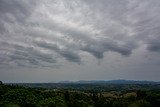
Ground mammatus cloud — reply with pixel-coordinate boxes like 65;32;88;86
0;0;160;68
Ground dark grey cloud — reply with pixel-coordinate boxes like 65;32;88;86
35;40;81;63
80;38;135;58
0;0;160;68
0;41;56;68
147;37;160;52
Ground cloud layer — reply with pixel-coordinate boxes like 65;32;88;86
0;0;160;68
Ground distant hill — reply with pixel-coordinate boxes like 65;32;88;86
6;80;160;91
59;80;160;84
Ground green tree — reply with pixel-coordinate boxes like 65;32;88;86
136;90;147;100
2;89;38;107
77;100;90;107
40;96;66;107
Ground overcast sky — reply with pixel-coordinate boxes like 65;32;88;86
0;0;160;83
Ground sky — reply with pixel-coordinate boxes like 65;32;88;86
0;0;160;83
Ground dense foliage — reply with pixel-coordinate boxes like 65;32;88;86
0;81;160;107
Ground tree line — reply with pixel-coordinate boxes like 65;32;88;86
0;81;160;107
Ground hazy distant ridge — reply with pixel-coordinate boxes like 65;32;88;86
58;80;160;84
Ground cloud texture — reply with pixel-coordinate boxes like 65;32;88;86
0;0;160;68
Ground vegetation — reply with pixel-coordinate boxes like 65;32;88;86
0;81;160;107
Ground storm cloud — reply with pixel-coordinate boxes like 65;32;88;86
0;0;160;68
